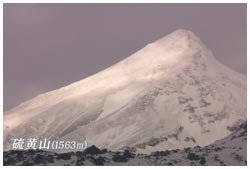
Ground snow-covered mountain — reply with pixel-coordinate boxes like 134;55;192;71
3;29;246;153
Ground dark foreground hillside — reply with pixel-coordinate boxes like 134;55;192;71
4;122;246;166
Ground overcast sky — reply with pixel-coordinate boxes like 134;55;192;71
3;3;246;112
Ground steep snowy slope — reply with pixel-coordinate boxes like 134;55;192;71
4;29;246;153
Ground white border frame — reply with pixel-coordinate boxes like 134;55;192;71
0;0;248;168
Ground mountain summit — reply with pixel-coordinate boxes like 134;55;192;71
4;29;246;153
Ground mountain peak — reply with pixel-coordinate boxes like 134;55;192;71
171;29;196;36
163;29;199;41
154;29;202;50
167;29;195;38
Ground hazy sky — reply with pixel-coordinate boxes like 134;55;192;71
4;3;246;111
